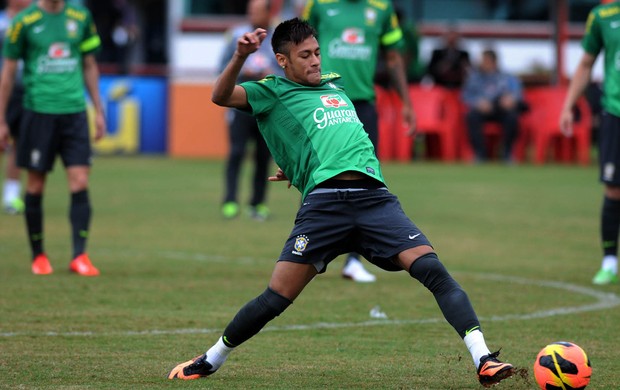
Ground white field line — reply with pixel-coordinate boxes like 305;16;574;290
1;272;618;338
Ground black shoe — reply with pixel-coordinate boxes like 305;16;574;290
168;354;216;380
477;350;515;387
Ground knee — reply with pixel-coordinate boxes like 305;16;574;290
408;253;454;291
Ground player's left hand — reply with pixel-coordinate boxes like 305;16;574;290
268;167;291;188
403;105;417;137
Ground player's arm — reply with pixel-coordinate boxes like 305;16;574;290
0;58;18;147
559;52;596;137
82;53;106;141
385;48;416;136
212;28;267;109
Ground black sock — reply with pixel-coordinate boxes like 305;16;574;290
601;196;620;257
409;253;480;338
24;193;44;259
70;190;91;259
222;288;292;347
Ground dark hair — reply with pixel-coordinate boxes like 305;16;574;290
271;17;317;55
482;49;497;62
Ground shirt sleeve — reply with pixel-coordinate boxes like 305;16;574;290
301;0;318;27
582;8;602;56
380;4;404;50
240;77;277;117
80;10;101;54
2;18;25;60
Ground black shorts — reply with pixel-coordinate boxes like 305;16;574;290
278;188;432;273
17;109;92;172
6;86;24;139
598;111;620;185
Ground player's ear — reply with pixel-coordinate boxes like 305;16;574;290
275;53;287;69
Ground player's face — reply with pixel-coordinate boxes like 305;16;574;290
284;37;321;86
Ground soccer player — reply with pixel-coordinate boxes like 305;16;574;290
302;0;415;283
0;0;106;275
168;18;515;387
219;0;278;221
0;0;30;215
560;0;620;285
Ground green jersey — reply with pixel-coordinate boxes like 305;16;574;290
241;73;385;199
302;0;403;102
3;3;101;114
582;1;620;117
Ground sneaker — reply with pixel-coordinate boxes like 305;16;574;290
69;253;100;276
3;198;24;215
221;202;240;219
477;350;515;388
168;354;217;380
342;257;376;283
592;268;619;285
31;253;53;275
249;203;270;221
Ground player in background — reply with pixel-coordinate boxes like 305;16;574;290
560;0;620;285
0;0;106;275
0;0;30;215
219;0;279;221
168;18;514;388
302;0;416;283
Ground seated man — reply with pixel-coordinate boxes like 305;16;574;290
461;49;524;162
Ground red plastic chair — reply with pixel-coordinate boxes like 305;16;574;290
405;85;460;162
525;87;591;165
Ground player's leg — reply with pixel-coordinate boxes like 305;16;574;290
17;110;55;274
222;111;250;218
357;190;513;387
3;87;25;214
395;247;514;387
168;261;317;380
2;145;23;214
594;112;620;285
248;119;270;220
60;112;98;276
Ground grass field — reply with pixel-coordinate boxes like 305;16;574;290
1;156;618;389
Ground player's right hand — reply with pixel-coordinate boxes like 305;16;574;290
559;107;574;137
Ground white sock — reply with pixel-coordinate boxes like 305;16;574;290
2;179;21;204
601;255;618;274
463;329;491;369
204;336;234;370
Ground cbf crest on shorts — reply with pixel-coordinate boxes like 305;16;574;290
292;235;309;256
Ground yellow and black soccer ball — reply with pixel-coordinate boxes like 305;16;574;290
533;341;592;389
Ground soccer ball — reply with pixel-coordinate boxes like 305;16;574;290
533;341;592;389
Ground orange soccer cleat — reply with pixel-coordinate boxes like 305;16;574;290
477;350;515;387
168;354;216;380
31;253;53;275
69;253;100;276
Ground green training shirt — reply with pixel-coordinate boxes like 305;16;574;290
582;1;620;117
3;3;101;114
302;0;403;102
241;73;385;199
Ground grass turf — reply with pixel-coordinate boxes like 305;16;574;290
0;156;618;389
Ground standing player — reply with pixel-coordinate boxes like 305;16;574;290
0;0;106;275
219;0;278;221
168;19;514;388
302;0;416;283
560;0;620;285
0;0;30;215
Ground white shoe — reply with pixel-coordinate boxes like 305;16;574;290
342;258;376;283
